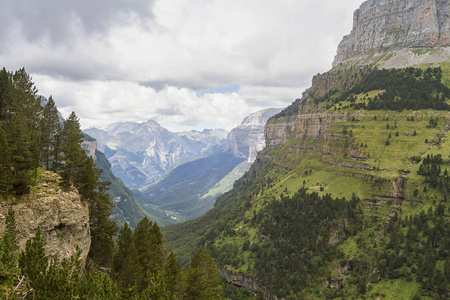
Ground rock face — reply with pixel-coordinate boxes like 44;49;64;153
0;171;90;266
265;0;450;150
225;108;282;162
265;112;351;148
333;0;450;66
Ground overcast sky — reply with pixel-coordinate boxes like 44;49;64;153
0;0;365;132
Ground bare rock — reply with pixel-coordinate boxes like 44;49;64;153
0;171;91;267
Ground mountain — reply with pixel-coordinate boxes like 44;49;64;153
84;121;227;189
225;108;282;162
81;134;150;228
136;108;281;226
333;0;449;68
164;1;450;299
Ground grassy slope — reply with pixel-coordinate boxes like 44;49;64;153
165;64;450;298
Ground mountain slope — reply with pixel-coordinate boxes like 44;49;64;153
84;121;227;189
136;151;246;225
81;134;150;228
164;1;450;299
136;109;281;226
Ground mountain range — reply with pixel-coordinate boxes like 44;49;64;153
85;108;281;225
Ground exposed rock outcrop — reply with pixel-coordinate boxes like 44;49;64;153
0;171;91;266
220;268;283;300
225;108;282;162
333;0;450;66
265;112;352;148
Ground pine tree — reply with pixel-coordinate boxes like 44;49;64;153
0;126;13;194
87;184;118;267
10;68;40;125
1;210;19;270
164;252;182;299
6;111;38;194
60;111;85;186
39;95;60;169
134;217;164;277
0;68;12;121
183;249;223;300
18;227;48;295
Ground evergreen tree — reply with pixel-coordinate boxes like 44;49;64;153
60;111;85;186
0;67;12;121
1;210;19;270
0;126;13;194
134;217;164;283
39;95;60;169
10;68;40;125
113;222;133;275
164;252;183;299
87;183;118;267
6;111;38;194
18;227;48;295
183;249;223;300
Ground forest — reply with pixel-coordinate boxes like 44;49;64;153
0;67;225;299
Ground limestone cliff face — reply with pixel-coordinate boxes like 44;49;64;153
0;171;91;266
225;108;282;162
333;0;450;66
265;113;350;148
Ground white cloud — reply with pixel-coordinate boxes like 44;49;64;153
3;0;366;131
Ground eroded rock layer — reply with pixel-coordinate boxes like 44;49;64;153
0;171;91;266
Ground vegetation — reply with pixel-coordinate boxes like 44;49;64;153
0;67;226;299
165;65;450;299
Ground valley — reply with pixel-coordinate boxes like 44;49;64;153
1;0;450;299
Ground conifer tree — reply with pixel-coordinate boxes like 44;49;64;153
60;111;85;186
0;68;12;121
78;156;117;267
164;252;183;299
134;217;164;282
18;227;48;294
183;248;223;300
6;111;38;194
0;126;13;194
10;68;40;125
113;222;133;275
39;95;60;169
1;210;18;270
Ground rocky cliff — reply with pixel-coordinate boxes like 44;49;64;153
0;171;91;266
265;0;450;149
225;108;282;162
333;0;450;67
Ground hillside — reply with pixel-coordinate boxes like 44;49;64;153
136;151;246;225
136;109;280;226
164;1;450;299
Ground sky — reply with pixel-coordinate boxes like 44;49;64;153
0;0;365;132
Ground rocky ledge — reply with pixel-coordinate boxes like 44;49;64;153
0;171;91;266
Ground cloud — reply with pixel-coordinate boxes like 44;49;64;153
0;0;155;45
2;0;366;131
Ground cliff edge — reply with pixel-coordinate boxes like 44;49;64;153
333;0;450;67
0;171;91;266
